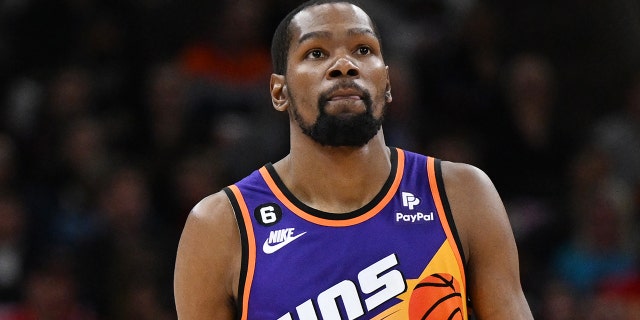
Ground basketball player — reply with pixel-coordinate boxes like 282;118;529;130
174;1;534;319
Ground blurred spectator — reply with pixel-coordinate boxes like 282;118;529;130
0;135;19;194
591;69;640;192
383;60;421;150
175;0;288;180
178;0;272;134
165;150;225;228
0;193;29;303
483;53;573;303
78;164;174;319
554;146;637;297
142;61;189;157
25;66;96;181
488;53;570;202
571;70;640;319
138;61;191;211
47;118;108;249
179;0;270;86
588;273;640;320
0;250;97;320
538;279;581;320
179;0;270;87
421;132;481;166
3;78;44;145
413;1;505;140
44;66;94;122
554;191;636;294
120;280;174;320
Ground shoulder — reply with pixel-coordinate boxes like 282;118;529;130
438;161;509;260
181;190;238;243
179;190;240;267
439;161;501;220
440;160;494;193
174;190;240;319
189;190;236;225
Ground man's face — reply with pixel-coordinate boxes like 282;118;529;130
283;3;391;147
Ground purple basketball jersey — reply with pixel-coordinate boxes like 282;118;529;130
225;148;468;320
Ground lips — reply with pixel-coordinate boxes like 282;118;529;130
330;95;362;101
318;84;371;112
327;88;364;101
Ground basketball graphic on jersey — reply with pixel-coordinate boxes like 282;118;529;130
408;273;464;319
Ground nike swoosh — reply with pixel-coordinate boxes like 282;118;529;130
263;232;307;254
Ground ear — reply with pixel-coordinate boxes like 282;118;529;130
384;66;392;103
270;74;289;111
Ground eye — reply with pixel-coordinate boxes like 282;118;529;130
306;49;326;59
356;46;371;55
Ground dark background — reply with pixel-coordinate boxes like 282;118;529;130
0;0;638;318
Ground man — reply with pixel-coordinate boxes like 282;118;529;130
174;1;534;319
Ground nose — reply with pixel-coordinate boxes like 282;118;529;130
327;57;359;79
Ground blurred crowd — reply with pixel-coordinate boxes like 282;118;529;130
0;0;639;319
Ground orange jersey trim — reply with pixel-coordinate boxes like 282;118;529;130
258;149;405;227
427;157;467;294
228;185;256;320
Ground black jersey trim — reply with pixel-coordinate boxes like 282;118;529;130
264;147;399;221
433;159;469;277
223;186;248;320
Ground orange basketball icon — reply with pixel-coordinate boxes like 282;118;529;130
408;273;464;319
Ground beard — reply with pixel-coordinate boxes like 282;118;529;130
291;83;387;147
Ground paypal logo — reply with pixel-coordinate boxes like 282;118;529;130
395;211;434;223
401;192;420;210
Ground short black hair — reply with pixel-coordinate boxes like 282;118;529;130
270;0;383;75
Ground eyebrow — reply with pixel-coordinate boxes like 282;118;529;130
347;27;376;38
298;31;332;44
297;27;376;45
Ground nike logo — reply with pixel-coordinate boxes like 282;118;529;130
263;228;307;254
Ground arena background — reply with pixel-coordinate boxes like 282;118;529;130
0;0;639;318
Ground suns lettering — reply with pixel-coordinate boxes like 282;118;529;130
278;254;406;319
277;300;317;320
359;254;407;311
318;280;364;319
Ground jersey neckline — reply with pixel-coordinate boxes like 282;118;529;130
259;147;404;226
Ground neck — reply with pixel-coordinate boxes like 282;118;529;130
273;131;391;213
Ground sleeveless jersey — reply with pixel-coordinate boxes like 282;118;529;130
224;148;468;320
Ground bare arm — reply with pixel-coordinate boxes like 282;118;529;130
442;162;533;319
174;191;240;319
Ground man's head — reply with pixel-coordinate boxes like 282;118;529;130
271;0;383;76
270;1;392;147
